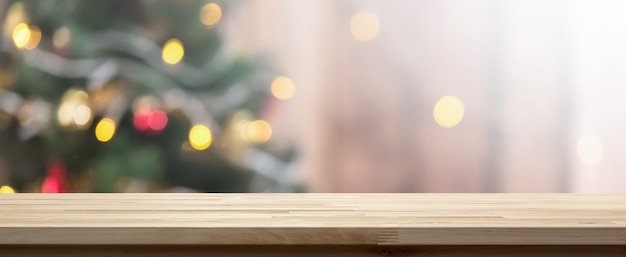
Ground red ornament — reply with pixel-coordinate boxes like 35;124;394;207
42;159;67;193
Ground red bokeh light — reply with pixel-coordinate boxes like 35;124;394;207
133;108;168;134
42;159;66;193
148;110;168;131
133;109;151;131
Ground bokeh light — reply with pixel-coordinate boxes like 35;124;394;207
95;118;116;142
350;11;380;41
577;134;603;165
247;120;272;143
24;26;41;50
162;38;184;65
200;3;222;27
73;104;92;127
12;23;30;48
433;96;464;128
57;103;75;127
41;177;62;193
271;76;295;100
133;109;151;131
189;124;213;150
57;90;89;128
53;27;70;48
0;185;16;194
147;110;168;131
133;109;168;133
3;2;27;38
238;121;251;141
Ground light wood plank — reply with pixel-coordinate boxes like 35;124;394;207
1;246;626;257
1;194;626;245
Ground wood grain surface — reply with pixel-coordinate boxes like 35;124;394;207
2;245;626;257
1;194;625;245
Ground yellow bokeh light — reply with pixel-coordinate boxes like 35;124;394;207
247;120;272;143
53;27;71;48
4;2;28;38
73;90;89;101
58;89;89;127
57;103;74;127
271;76;295;100
350;11;380;41
25;26;41;50
238;121;251;141
12;23;30;48
0;185;16;194
433;96;464;128
95;118;116;142
200;3;223;27
73;104;92;127
162;39;185;65
57;103;76;127
577;134;603;165
189;124;213;150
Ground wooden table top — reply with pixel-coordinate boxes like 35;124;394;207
1;194;626;245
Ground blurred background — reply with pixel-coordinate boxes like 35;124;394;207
1;0;625;193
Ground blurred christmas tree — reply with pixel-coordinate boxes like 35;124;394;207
0;0;301;193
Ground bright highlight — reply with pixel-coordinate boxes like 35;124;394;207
247;120;272;143
350;11;380;41
162;39;184;65
0;185;15;194
200;3;222;27
577;134;603;165
57;90;90;128
73;105;92;126
3;2;27;39
189;124;213;150
433;96;464;128
271;76;295;100
12;23;30;48
95;118;116;142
